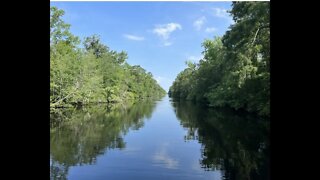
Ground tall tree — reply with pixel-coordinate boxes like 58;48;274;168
83;35;109;58
50;7;79;46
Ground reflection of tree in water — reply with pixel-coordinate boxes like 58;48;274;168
50;158;68;180
171;100;269;180
50;100;159;180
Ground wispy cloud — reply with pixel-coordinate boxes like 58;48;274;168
205;27;217;33
123;34;145;41
193;16;206;31
212;8;229;18
212;7;234;24
152;23;182;46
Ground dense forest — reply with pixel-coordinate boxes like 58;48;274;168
169;2;270;116
50;7;166;108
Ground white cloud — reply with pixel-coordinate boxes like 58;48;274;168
153;23;182;40
123;34;145;41
152;23;182;46
205;27;217;33
212;7;234;24
212;8;229;18
193;16;206;31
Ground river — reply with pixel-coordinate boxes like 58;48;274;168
50;95;269;180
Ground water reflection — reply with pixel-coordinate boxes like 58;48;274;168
50;100;159;180
171;100;270;180
50;97;269;180
152;142;179;169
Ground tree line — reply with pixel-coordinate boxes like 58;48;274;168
169;2;270;116
50;7;166;108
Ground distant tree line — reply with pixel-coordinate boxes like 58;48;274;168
50;7;166;108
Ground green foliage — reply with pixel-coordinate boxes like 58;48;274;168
83;34;109;58
169;2;269;116
50;7;166;108
50;7;79;47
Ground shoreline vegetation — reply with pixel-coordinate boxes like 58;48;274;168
51;1;269;117
50;7;166;109
169;2;270;117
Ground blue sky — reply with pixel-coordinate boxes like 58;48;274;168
51;2;234;91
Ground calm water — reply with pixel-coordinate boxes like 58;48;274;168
50;95;269;180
